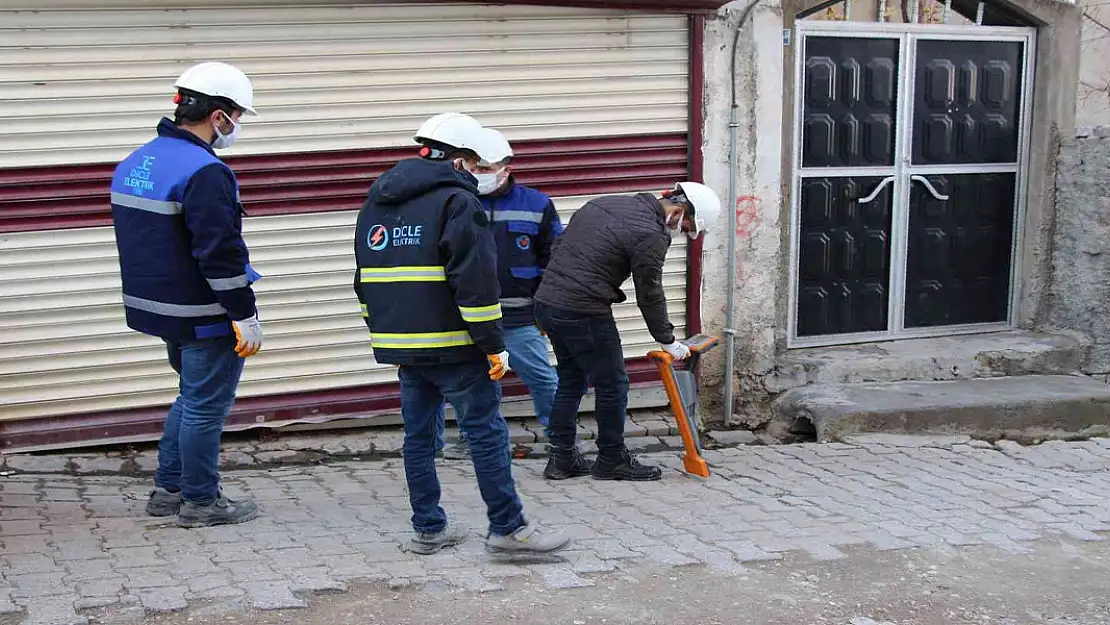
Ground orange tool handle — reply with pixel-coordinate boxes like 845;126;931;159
646;349;711;479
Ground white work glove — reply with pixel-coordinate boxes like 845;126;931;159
487;350;511;380
661;341;691;361
232;315;263;358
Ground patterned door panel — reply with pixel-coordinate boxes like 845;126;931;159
912;40;1024;165
802;37;900;168
797;176;893;337
903;173;1016;328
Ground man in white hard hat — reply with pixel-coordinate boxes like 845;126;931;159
110;61;263;528
352;113;570;556
437;127;563;461
534;182;723;481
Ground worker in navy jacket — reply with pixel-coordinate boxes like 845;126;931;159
439;127;563;461
352;112;569;557
110;62;262;528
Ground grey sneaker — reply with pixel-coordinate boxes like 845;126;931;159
177;493;259;528
443;439;472;461
486;522;571;555
406;521;470;555
145;487;182;517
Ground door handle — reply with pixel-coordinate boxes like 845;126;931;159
910;175;950;201
856;176;895;204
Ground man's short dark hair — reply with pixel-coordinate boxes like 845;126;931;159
173;88;239;125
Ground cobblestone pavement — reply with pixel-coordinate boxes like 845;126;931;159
2;436;1109;625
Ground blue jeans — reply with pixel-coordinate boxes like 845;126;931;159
504;324;557;432
399;360;525;536
155;337;245;505
535;302;629;456
436;325;558;445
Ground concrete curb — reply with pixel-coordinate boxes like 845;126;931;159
0;410;768;477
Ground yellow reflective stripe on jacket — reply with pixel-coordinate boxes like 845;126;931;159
360;304;369;318
360;266;447;283
458;302;503;323
370;330;474;349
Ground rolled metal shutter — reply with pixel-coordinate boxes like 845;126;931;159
0;2;689;425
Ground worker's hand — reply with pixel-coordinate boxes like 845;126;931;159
661;341;691;361
487;350;511;380
535;322;546;337
232;315;264;357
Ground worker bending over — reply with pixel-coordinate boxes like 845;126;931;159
535;183;722;482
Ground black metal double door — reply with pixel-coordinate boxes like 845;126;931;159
792;25;1032;343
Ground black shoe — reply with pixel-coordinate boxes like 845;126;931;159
591;450;662;481
543;447;594;480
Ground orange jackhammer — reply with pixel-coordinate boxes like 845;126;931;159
646;334;720;478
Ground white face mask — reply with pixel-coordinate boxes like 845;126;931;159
475;168;507;195
211;112;240;150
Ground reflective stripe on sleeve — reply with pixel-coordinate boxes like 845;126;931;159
458;303;503;323
206;274;249;291
360;304;369;318
369;331;475;349
122;295;226;317
110;192;183;215
359;266;447;283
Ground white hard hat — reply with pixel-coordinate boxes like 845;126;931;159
473;127;513;166
413;113;483;154
174;61;257;116
674;182;722;239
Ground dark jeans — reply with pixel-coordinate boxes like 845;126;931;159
535;302;629;456
398;360;525;536
156;336;245;505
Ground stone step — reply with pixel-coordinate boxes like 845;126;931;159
773;374;1110;442
763;331;1086;394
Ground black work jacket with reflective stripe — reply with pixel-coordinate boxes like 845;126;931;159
353;158;505;366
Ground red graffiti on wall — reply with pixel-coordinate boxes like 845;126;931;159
733;195;762;284
735;195;762;239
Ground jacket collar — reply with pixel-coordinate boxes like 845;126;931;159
635;192;666;224
156;117;218;157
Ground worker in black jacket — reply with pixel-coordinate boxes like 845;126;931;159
354;112;569;557
534;182;722;482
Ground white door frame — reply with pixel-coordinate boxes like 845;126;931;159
787;20;1037;349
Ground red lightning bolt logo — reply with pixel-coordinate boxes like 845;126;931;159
370;226;385;247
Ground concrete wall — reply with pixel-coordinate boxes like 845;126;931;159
697;0;786;422
695;0;1083;426
1050;127;1110;375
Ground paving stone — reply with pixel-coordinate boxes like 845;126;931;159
286;567;347;593
17;594;86;625
5;455;69;474
77;578;124;598
373;433;406;454
638;545;700;567
709;430;759;446
242;582;308;610
255;450;300;464
442;569;503;593
9;572;68;598
3;552;60;574
108;546;166;568
74;596;120;610
1;520;46;536
635;420;675;437
137;587;187;613
72;457;125;475
220;451;260;469
533;564;595;589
